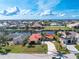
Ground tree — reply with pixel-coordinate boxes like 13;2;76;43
52;51;68;59
0;35;7;46
22;36;29;47
25;24;29;31
0;35;10;54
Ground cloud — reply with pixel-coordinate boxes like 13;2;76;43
0;7;20;16
0;7;33;16
37;0;61;11
0;6;79;19
0;9;6;15
19;9;31;15
36;0;61;16
5;7;19;15
57;13;65;17
39;10;51;16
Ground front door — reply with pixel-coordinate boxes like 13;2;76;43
67;40;71;44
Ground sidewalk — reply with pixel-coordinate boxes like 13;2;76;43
64;54;77;59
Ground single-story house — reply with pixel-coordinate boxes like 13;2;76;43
29;22;43;30
7;33;27;45
45;34;55;39
41;34;55;41
28;33;42;44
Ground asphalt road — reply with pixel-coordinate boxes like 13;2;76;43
0;53;52;59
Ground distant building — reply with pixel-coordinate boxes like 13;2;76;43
29;22;43;31
67;22;79;28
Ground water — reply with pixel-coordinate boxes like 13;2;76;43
7;31;55;38
41;31;55;34
10;31;55;35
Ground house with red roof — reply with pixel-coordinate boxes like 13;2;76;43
45;34;55;39
41;34;55;41
29;33;42;44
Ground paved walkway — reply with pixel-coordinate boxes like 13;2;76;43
44;41;57;55
67;45;79;54
64;54;77;59
0;53;51;59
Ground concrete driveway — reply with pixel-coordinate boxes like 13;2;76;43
67;45;79;54
64;54;77;59
44;41;57;55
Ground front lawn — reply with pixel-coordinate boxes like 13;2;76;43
76;54;79;59
5;44;47;54
54;42;69;54
75;44;79;50
72;43;79;59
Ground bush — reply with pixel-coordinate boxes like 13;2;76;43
0;47;11;54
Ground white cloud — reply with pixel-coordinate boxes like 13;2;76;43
19;9;31;15
0;6;79;20
57;13;65;17
0;9;6;15
6;7;19;15
37;0;61;11
0;10;4;14
40;10;51;16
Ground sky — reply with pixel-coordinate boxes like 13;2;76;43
0;0;79;20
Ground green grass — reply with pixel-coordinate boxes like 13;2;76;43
54;42;69;54
75;44;79;50
74;45;79;59
43;26;72;31
5;44;47;54
76;54;79;59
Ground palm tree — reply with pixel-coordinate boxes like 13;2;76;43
52;51;68;59
22;36;29;47
56;51;67;59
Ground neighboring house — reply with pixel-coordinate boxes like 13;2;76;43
32;22;43;27
50;22;59;26
67;22;79;28
8;33;27;44
0;23;8;28
59;31;78;45
7;24;17;29
18;24;26;29
30;22;43;30
50;22;64;26
43;34;55;41
74;24;79;29
29;33;42;44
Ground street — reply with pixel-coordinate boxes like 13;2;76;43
0;53;52;59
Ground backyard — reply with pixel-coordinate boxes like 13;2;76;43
43;26;72;31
